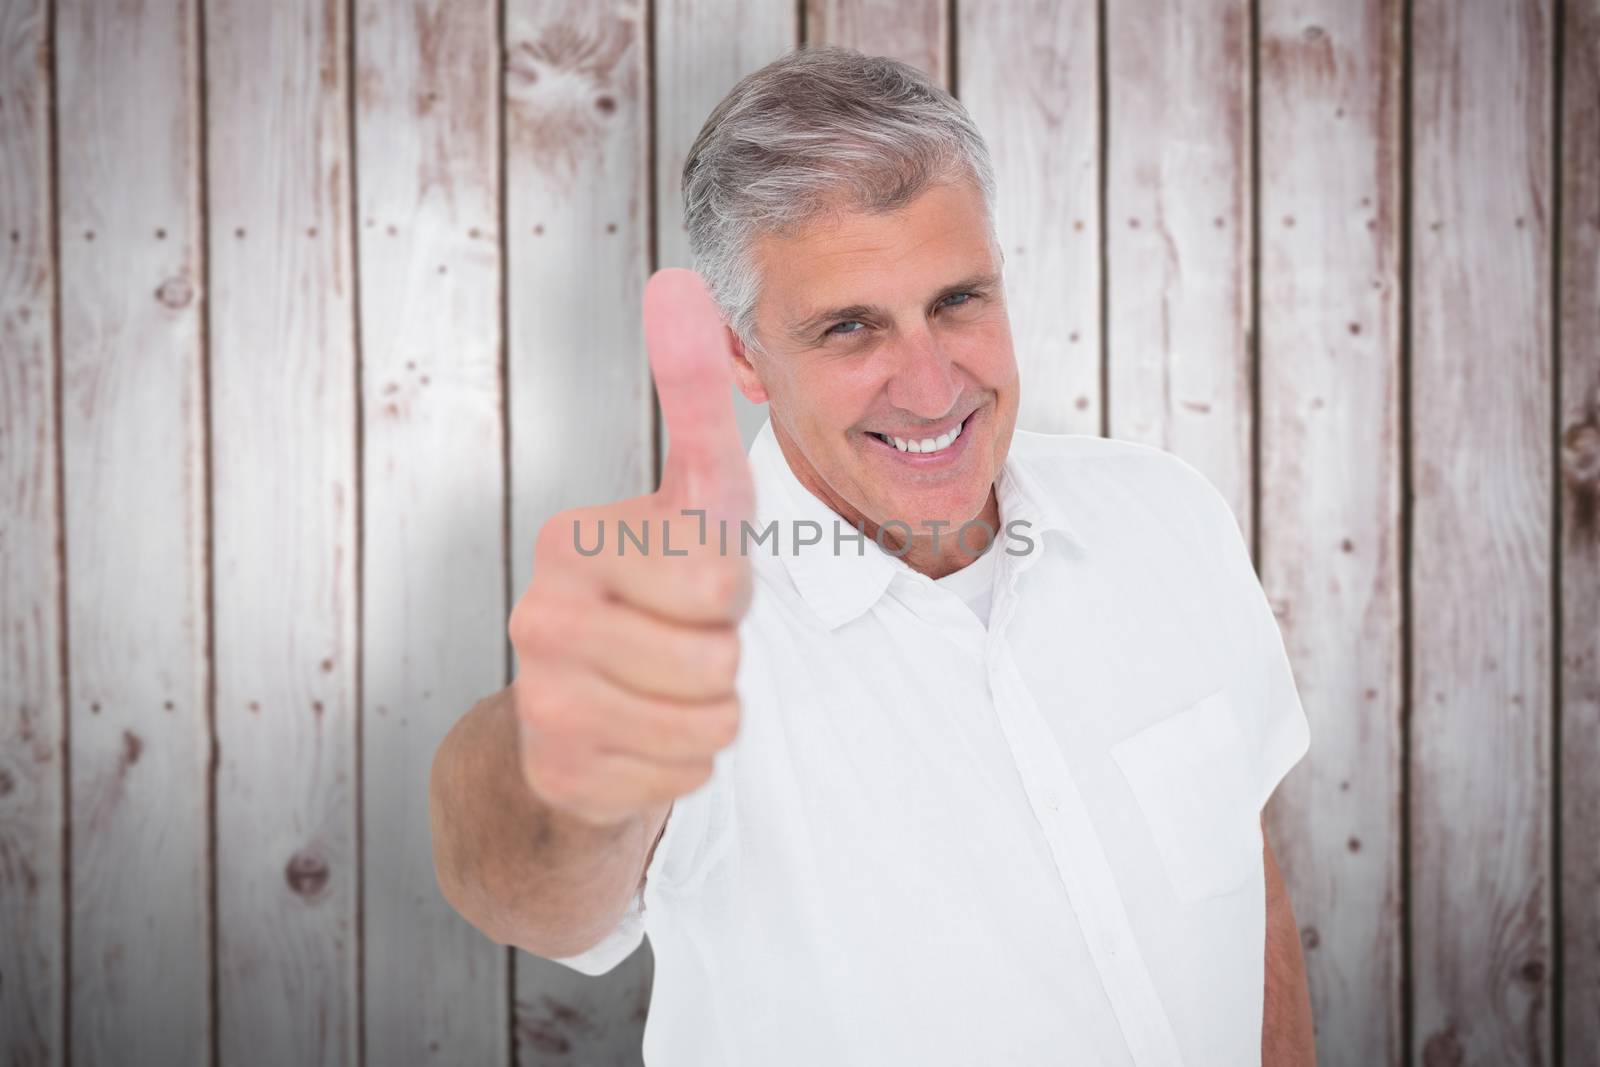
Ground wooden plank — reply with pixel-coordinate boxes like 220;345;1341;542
353;0;508;1063
956;0;1099;435
0;1;64;1062
654;0;797;446
1105;0;1254;532
54;0;211;1061
804;0;947;88
1559;0;1600;1058
1257;3;1404;1065
503;2;655;1061
1410;1;1555;1063
204;0;359;1062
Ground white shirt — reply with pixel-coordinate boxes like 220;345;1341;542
553;417;1312;1067
932;541;999;626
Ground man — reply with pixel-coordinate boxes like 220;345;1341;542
430;46;1315;1066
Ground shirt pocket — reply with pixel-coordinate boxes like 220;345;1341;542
1109;686;1260;904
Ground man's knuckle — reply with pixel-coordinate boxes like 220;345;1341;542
534;510;578;564
693;560;743;616
562;596;600;647
707;698;741;748
666;759;714;797
523;677;580;737
524;749;573;799
518;598;575;657
506;598;532;646
698;630;741;686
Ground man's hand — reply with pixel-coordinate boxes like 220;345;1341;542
508;268;756;828
1262;814;1317;1065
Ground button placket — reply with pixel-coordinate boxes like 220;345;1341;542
987;582;1183;1067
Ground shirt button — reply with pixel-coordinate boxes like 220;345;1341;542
1042;790;1061;811
1100;934;1120;959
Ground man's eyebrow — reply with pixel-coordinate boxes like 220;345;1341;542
789;303;875;339
786;270;1002;340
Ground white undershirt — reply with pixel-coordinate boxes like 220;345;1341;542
931;542;999;626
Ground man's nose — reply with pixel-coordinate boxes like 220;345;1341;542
882;324;961;419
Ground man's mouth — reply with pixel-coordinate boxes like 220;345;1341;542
866;414;969;455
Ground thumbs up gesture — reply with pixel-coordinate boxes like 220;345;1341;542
508;269;756;828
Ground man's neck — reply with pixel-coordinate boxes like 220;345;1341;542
793;471;1001;580
867;486;1001;578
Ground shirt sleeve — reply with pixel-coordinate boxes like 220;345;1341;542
1241;568;1313;814
544;741;738;976
1175;454;1313;816
546;887;646;977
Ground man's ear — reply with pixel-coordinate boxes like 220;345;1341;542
726;325;769;404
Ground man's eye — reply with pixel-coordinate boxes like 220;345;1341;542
940;292;975;309
826;320;865;337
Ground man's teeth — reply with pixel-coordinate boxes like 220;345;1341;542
872;418;964;454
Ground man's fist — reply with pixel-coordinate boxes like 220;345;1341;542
508;269;756;828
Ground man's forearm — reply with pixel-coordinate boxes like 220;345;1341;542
1262;817;1316;1065
428;685;656;956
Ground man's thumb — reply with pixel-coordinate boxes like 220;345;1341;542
644;269;754;521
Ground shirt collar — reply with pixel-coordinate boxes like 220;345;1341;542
746;417;1083;631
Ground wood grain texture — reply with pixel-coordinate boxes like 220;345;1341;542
205;0;359;1062
11;4;1600;1063
1257;3;1404;1065
957;0;1100;435
353;1;508;1063
1410;1;1555;1063
654;0;797;448
804;0;947;88
0;1;63;1062
1105;0;1254;533
503;2;655;1061
54;0;212;1061
1559;0;1600;1059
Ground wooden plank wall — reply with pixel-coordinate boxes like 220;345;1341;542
206;1;360;1063
502;2;657;1059
0;1;64;1061
1560;4;1600;1061
1258;3;1403;1064
0;2;1594;1065
354;0;508;1062
55;2;211;1064
1411;4;1556;1064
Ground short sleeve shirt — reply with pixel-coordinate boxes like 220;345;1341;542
551;417;1313;1067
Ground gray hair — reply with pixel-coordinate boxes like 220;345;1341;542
681;45;998;352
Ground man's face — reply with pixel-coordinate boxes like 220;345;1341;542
732;179;1019;548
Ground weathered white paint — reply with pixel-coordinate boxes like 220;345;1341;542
1106;0;1254;533
502;2;657;1062
355;0;510;1062
0;2;65;1063
1559;3;1600;1059
206;0;360;1063
654;0;797;449
958;0;1101;435
4;4;1593;1065
1258;3;1405;1064
806;0;947;88
56;0;212;1062
1411;1;1555;1063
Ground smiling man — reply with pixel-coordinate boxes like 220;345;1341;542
430;46;1315;1066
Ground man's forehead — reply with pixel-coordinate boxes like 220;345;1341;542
768;219;992;295
775;246;1000;327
